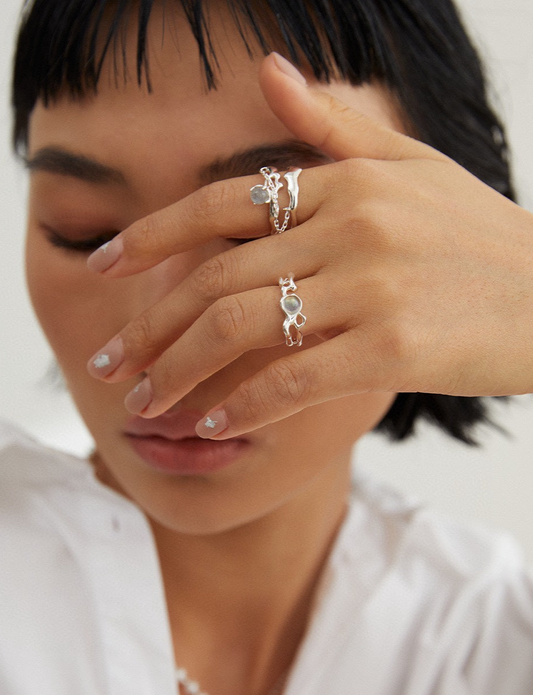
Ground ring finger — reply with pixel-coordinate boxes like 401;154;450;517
119;272;356;418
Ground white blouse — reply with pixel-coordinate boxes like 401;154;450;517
0;420;532;695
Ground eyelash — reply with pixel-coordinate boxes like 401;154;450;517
46;230;255;253
45;229;120;253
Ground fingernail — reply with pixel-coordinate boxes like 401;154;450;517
271;52;307;86
87;236;124;273
125;377;153;415
195;409;229;438
87;336;125;378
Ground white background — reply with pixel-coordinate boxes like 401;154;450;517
0;1;532;560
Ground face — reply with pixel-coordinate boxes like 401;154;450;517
25;3;398;535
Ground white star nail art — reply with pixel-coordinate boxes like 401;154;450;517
93;354;111;369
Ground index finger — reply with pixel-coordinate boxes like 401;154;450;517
86;164;328;276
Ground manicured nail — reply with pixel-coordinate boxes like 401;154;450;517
195;409;229;438
87;236;124;273
124;377;153;415
87;336;125;378
271;52;307;86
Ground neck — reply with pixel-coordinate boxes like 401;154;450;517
151;457;352;695
90;446;354;695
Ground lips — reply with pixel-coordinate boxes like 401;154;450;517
123;409;251;475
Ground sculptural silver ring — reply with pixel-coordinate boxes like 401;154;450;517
250;166;302;234
281;166;302;231
279;276;306;347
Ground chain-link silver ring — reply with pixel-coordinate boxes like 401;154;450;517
279;275;306;347
250;166;302;234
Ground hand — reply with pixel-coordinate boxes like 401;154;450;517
86;53;533;440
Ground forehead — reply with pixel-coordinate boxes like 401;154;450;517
27;1;404;201
30;8;278;133
28;7;285;196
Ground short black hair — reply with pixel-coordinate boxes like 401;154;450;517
12;0;514;445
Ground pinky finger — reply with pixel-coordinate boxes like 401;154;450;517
194;329;381;440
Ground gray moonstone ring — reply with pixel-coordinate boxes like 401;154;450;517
279;276;306;347
250;166;302;234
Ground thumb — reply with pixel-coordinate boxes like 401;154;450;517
259;52;446;163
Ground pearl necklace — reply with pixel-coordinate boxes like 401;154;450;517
175;666;288;695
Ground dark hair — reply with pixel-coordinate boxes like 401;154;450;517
12;0;514;445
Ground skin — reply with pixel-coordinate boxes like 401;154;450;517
24;2;533;693
25;5;397;694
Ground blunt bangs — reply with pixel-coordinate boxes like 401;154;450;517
12;0;399;154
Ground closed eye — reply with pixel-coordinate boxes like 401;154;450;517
44;227;256;253
43;228;121;253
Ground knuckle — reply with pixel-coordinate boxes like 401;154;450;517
234;377;270;420
373;320;414;366
336;156;379;184
207;295;247;344
328;160;396;247
126;311;160;355
262;359;309;409
318;97;359;150
191;256;228;304
194;181;235;222
126;213;163;255
349;199;398;254
149;352;176;395
366;197;396;232
233;360;309;421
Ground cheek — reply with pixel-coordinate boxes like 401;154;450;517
272;390;396;463
25;231;132;372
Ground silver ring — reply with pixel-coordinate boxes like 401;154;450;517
250;166;282;234
250;166;302;234
282;166;302;231
279;276;306;347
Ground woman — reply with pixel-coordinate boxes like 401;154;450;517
2;0;532;693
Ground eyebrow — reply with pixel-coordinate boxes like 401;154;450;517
25;147;127;185
25;140;333;187
198;140;333;185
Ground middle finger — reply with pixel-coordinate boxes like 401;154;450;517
87;221;323;382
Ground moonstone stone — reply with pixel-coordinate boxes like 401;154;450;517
281;295;302;314
250;185;270;205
